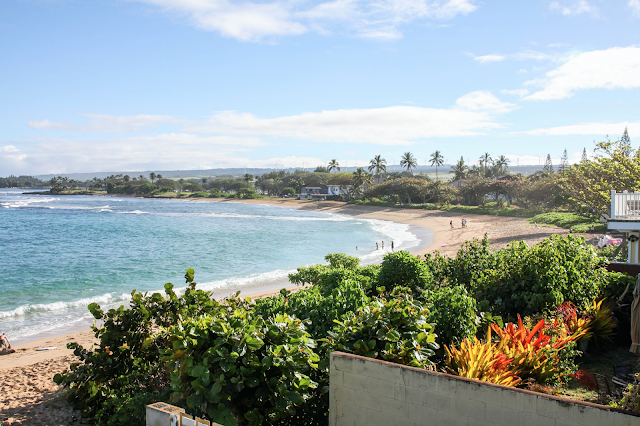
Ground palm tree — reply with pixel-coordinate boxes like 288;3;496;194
327;159;340;173
429;150;444;180
244;173;254;182
352;168;373;198
368;155;387;177
494;155;510;175
149;172;156;183
400;152;418;174
479;152;493;173
156;174;162;180
449;157;468;187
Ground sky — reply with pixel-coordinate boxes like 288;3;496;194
1;0;640;175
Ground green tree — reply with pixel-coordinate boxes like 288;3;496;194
494;155;510;175
123;175;130;183
429;150;444;180
449;156;468;187
400;152;417;174
562;138;640;219
244;173;254;182
327;159;340;173
149;172;156;183
368;155;387;177
352;167;373;198
543;154;554;173
479;152;493;173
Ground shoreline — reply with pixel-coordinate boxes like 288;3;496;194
1;196;573;365
0;197;575;425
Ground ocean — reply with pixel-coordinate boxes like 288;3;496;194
0;189;431;344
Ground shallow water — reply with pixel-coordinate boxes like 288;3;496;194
0;190;430;343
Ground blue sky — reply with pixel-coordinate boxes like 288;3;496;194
2;0;640;175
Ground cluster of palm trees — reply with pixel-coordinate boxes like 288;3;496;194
324;151;447;178
324;151;511;184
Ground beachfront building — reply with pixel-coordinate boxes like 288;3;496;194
300;186;329;200
327;184;353;198
608;190;640;264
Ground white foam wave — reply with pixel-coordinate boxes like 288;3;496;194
119;210;150;214
0;292;131;319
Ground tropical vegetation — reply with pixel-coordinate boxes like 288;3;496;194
54;233;639;425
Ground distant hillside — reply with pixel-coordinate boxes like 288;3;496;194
35;164;547;181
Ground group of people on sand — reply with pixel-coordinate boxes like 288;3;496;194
1;332;14;354
450;218;468;229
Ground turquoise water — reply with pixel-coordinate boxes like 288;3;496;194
0;190;428;343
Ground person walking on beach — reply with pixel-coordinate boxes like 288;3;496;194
450;220;454;228
376;242;379;250
382;241;384;250
391;241;394;251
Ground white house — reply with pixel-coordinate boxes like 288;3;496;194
608;190;640;263
327;185;353;198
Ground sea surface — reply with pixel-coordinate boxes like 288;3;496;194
0;189;431;344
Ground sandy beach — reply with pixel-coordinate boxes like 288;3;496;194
0;200;573;425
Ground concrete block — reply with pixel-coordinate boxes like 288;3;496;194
485;403;516;426
333;370;344;387
399;385;423;405
332;384;356;405
437;409;475;426
500;388;536;415
343;371;394;398
455;395;486;419
422;389;455;412
366;408;397;426
612;410;640;426
572;404;614;426
408;370;440;392
353;390;383;412
146;402;185;426
535;395;575;422
406;402;437;424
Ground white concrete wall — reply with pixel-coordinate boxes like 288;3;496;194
329;352;640;426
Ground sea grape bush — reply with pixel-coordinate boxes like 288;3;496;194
54;269;220;425
377;251;435;295
424;235;615;317
164;308;320;426
325;291;439;368
424;286;477;347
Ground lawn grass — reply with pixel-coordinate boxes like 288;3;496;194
529;212;606;233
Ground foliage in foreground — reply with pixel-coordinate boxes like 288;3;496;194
56;235;636;424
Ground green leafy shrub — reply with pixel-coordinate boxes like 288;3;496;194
282;187;295;196
425;235;608;317
378;251;434;295
164;309;320;426
254;281;369;341
209;189;223;197
54;269;222;425
424;286;477;346
325;291;439;368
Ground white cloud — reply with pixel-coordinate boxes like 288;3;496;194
549;1;599;16
631;0;640;15
1;145;19;152
28;114;181;133
500;89;529;97
0;133;271;175
523;121;640;137
524;46;640;100
454;91;517;114
129;0;478;41
185;92;513;144
473;54;505;63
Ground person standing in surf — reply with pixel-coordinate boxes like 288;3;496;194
391;241;394;251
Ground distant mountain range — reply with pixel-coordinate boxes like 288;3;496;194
34;165;548;181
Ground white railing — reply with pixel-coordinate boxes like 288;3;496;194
611;190;640;220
